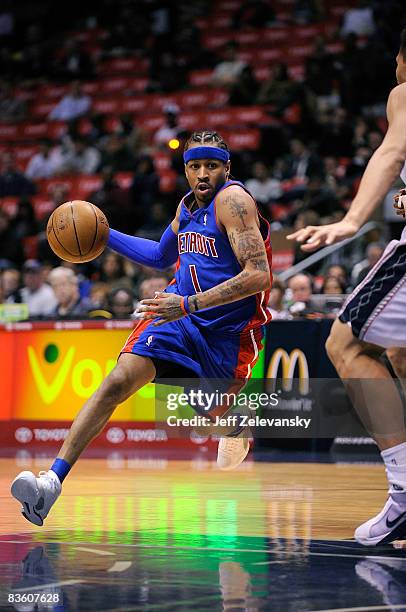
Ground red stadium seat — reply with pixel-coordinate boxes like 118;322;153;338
189;70;213;87
32;195;55;220
92;98;119;114
0;124;19;139
226;130;261;150
159;171;177;193
14;146;39;171
121;97;149;113
0;197;18;217
116;172;133;189
31;102;56;118
76;175;103;199
22;236;39;259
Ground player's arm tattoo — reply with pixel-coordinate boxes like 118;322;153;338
187;192;271;312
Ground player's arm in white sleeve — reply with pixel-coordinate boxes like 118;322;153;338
287;82;406;252
136;186;271;325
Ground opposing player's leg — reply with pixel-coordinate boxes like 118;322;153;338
327;320;406;545
11;354;155;526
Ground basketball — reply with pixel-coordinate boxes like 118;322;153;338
46;200;109;263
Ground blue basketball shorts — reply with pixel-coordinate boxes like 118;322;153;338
121;316;263;380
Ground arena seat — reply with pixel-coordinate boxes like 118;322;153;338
0;197;18;216
32;195;55;220
22;235;39;259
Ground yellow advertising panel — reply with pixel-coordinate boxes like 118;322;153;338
10;326;155;421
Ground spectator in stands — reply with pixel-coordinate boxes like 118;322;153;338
130;156;160;214
345;145;372;181
305;37;337;101
257;63;301;115
317;108;354;157
57;136;101;175
21;259;57;318
89;282;109;310
107;287;134;319
341;0;375;37
48;267;92;320
325;264;350;290
138;276;169;302
25;139;60;180
0;152;36;198
0;81;26;122
149;51;188;93
53;40;94;81
99;251;132;291
99;134;135;173
321;275;346;295
299;174;341;217
86;113;110;148
2;267;23;303
245;161;282;207
0;211;24;266
268;277;291;320
211;41;247;88
11;197;38;240
49;82;91;122
293;0;325;23
154;104;181;148
287;273;320;318
233;0;275;28
137;202;170;241
90;167;133;233
351;242;385;285
228;64;259;106
283;139;324;180
114;113;148;159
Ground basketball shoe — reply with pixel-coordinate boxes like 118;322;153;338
356;557;406;606
217;436;250;470
354;492;406;545
11;470;61;526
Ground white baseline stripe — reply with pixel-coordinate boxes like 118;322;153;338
108;561;132;572
13;579;83;592
306;606;406;612
74;546;115;556
253;551;406;564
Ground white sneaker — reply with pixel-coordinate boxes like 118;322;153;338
11;470;61;526
217;436;250;471
354;493;406;546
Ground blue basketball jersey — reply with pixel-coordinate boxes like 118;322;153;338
166;180;272;333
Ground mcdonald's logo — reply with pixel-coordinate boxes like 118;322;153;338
267;349;309;395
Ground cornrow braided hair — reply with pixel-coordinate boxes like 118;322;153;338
184;130;229;152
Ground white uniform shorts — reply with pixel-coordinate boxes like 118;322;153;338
339;227;406;348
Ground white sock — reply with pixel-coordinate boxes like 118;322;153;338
381;442;406;495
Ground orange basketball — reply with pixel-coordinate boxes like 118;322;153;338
47;200;109;263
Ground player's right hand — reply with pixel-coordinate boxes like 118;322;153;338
393;188;406;218
287;219;360;252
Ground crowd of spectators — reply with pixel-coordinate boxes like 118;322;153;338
0;0;405;321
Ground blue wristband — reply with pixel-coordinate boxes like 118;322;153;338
183;296;191;314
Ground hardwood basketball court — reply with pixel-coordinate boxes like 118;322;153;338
1;455;406;611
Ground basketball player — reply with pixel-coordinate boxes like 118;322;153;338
288;32;406;545
11;131;272;526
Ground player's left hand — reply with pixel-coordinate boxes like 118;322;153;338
393;188;406;218
135;292;186;326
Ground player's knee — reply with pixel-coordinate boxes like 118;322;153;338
387;348;406;379
102;365;136;403
326;321;350;366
